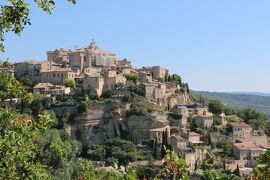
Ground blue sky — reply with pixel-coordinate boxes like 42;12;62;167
1;0;270;93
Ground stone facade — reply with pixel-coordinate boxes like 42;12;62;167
233;142;263;167
144;83;166;105
40;68;78;84
194;115;213;128
33;83;70;96
229;122;252;142
14;60;41;82
139;71;152;82
83;75;105;96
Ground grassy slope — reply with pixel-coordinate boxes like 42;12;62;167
192;91;270;116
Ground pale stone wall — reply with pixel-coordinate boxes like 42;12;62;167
105;74;126;90
83;76;104;96
144;84;156;101
139;72;152;82
152;66;168;81
233;142;262;163
232;126;252;141
40;69;77;84
47;49;69;64
194;116;213;128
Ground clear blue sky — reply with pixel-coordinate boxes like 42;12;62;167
1;0;270;93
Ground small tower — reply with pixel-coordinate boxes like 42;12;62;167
89;39;98;50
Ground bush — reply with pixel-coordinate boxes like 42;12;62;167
101;90;114;99
89;92;99;100
126;105;148;117
63;78;76;88
125;73;138;83
208;100;224;115
105;157;119;166
87;146;106;161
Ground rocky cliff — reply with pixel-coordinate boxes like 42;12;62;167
70;91;193;144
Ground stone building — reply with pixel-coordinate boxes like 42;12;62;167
151;66;169;81
33;83;70;96
229;122;252;142
194;114;214;128
51;85;71;96
40;68;78;85
181;131;203;146
47;41;118;72
47;48;70;64
233;142;264;167
83;75;105;96
137;66;169;81
139;71;152;83
33;83;54;94
14;60;41;81
144;82;166;105
105;74;126;90
87;41;117;67
68;49;89;71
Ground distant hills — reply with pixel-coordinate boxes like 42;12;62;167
192;90;270;116
229;92;270;97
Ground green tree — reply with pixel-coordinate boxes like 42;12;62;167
0;72;26;106
125;73;139;83
251;149;270;179
31;97;44;117
216;139;233;157
236;108;266;130
208;99;224;115
104;137;137;165
0;107;54;179
63;78;76;88
158;148;189;180
87;145;106;161
0;0;76;52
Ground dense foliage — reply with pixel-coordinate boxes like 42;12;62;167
63;78;76;89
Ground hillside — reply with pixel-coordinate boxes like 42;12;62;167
192;90;270;116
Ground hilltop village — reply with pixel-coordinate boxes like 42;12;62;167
0;41;269;179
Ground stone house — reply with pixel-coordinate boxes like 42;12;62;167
41;61;62;71
181;131;203;145
51;85;71;96
40;68;78;85
233;142;264;167
117;59;132;68
83;75;105;96
144;83;166;105
14;60;41;81
229;122;252;142
33;83;70;96
47;48;70;64
136;66;169;81
33;83;54;94
105;74;126;90
194;114;214;129
139;71;152;83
